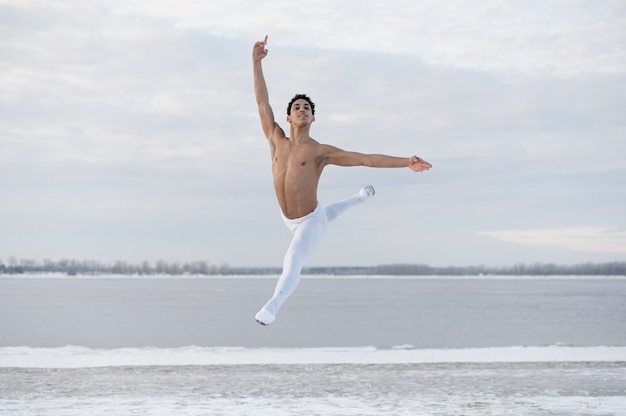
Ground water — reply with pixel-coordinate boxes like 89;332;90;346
2;275;625;348
1;275;625;415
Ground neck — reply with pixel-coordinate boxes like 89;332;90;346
289;124;311;143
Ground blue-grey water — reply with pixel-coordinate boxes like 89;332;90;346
1;276;625;348
1;275;625;415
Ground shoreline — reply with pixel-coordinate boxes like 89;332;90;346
2;273;626;280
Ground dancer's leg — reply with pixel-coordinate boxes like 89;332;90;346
323;185;375;223
255;206;328;325
255;186;375;326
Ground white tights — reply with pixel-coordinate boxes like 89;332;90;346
255;187;371;325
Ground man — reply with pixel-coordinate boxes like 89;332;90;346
253;35;432;325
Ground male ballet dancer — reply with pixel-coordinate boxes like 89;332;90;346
253;35;432;325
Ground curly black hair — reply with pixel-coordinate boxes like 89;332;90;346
286;94;315;115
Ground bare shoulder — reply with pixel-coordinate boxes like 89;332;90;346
316;143;362;167
316;142;342;155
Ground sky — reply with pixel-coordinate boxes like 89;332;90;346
1;0;625;268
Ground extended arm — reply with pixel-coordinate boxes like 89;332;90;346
324;148;432;172
252;35;277;140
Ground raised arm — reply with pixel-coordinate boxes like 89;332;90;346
252;35;278;141
323;147;432;172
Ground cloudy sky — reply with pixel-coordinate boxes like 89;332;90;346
1;0;625;268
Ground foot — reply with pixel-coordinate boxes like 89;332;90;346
255;308;275;326
358;185;375;200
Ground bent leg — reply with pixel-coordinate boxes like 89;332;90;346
323;185;375;223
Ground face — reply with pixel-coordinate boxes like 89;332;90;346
287;99;315;125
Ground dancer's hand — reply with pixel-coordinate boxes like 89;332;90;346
252;35;269;61
409;156;432;172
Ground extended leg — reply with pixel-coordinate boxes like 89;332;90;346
255;207;328;325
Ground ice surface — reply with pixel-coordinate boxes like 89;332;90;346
1;345;626;368
2;362;625;416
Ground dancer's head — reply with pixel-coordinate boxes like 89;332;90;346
287;94;315;115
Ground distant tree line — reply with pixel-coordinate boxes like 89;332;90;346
305;262;626;276
0;258;231;276
1;257;625;276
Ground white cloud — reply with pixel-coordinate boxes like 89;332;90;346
98;0;626;76
478;227;626;254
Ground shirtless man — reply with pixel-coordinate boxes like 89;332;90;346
253;35;432;325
